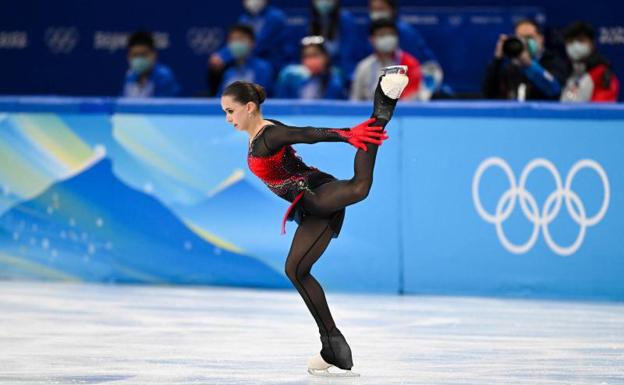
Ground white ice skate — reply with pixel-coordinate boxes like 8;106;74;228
371;65;410;126
379;65;409;99
307;353;360;377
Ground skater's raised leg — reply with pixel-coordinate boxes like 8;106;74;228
300;65;410;217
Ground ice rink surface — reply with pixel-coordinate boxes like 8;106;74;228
0;281;623;385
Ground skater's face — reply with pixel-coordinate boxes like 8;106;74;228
221;95;258;132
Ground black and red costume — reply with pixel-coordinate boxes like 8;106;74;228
246;117;386;370
248;119;380;236
244;74;400;372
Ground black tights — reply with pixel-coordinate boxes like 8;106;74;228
284;142;379;335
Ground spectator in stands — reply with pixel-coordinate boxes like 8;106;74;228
122;31;180;98
351;19;421;101
275;36;346;99
561;21;619;102
367;0;444;99
217;24;273;95
209;0;287;73
482;19;569;101
309;0;361;81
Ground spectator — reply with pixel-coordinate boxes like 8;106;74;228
561;21;619;102
209;0;287;73
309;0;361;81
482;19;569;101
122;31;180;98
217;24;273;95
368;0;444;99
275;36;346;99
351;19;421;101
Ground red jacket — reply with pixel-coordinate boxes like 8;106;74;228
398;51;422;99
588;63;619;102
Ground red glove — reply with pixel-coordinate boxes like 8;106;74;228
333;118;387;151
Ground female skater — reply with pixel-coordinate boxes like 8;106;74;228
220;66;408;376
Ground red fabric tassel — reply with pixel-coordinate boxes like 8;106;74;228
281;191;305;235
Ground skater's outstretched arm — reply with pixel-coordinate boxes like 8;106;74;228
260;119;386;153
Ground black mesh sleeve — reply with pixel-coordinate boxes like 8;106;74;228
252;123;350;156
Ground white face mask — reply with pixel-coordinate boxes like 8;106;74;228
566;41;592;61
374;34;398;54
370;10;392;21
243;0;266;15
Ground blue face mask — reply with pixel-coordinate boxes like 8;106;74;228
130;56;153;75
314;0;335;16
228;41;251;59
526;38;538;58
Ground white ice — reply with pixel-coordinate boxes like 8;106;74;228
0;281;623;384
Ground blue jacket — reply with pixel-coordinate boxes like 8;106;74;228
397;20;437;64
329;9;361;82
122;63;180;97
276;65;346;99
218;56;274;95
216;6;287;71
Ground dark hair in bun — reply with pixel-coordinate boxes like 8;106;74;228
222;81;266;109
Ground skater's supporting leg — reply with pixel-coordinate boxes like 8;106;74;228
285;215;355;371
285;215;337;335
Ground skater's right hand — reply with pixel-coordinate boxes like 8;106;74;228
345;118;387;151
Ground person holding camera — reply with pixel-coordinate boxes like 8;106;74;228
482;19;569;101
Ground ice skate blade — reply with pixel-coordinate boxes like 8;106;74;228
308;367;360;377
381;65;408;75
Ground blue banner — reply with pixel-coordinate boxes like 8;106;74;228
0;98;622;300
2;1;622;97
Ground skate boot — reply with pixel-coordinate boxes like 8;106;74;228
307;328;360;377
371;65;409;127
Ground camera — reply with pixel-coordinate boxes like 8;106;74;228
502;36;525;59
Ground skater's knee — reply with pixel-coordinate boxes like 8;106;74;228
284;262;297;282
285;260;309;282
350;178;372;201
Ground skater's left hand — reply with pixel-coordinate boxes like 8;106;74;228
345;118;388;151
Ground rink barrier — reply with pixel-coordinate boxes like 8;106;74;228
0;97;623;300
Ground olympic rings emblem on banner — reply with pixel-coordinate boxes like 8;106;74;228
472;157;609;256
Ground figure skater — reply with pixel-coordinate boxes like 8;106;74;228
220;66;409;376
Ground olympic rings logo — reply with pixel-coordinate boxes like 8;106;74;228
472;157;610;256
44;27;79;54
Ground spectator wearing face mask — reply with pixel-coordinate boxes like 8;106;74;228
275;36;346;99
482;19;569;101
217;24;273;95
561;21;619;102
367;0;437;68
367;0;443;100
122;31;180;97
309;0;361;82
209;0;287;75
350;19;421;101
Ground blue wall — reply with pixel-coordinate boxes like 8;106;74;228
1;0;622;97
0;98;623;300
